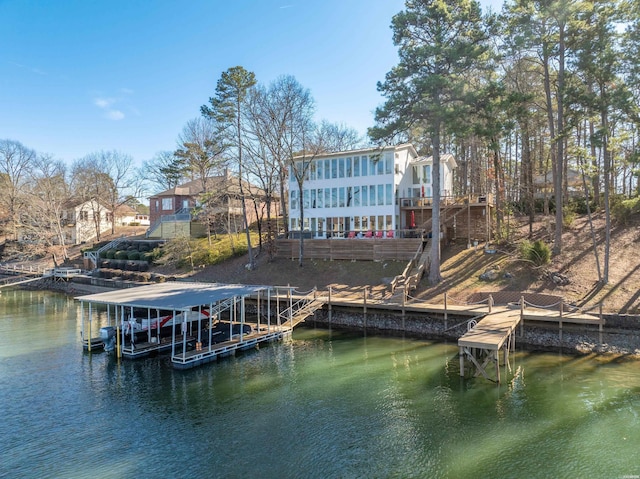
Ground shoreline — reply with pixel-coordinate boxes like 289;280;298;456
13;277;640;360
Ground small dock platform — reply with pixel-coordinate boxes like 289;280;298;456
458;307;521;383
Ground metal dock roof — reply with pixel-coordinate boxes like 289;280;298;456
75;282;281;310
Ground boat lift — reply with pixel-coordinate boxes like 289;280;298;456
76;282;306;368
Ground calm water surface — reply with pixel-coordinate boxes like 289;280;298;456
1;290;639;479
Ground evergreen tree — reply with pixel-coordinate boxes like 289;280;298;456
370;0;492;283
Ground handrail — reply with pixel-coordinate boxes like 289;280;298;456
278;289;322;328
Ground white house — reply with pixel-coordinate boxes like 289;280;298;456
288;144;457;238
61;199;113;244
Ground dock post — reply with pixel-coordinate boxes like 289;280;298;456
444;292;448;331
488;294;493;313
495;351;500;384
362;286;367;321
559;301;563;342
520;296;524;337
328;286;332;324
88;303;92;352
599;303;603;345
459;347;465;377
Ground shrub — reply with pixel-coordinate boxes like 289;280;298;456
563;205;576;228
127;251;140;261
115;250;129;260
519;239;551;267
105;249;116;259
612;197;640;225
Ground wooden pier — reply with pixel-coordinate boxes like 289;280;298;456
457;298;605;383
458;307;521;383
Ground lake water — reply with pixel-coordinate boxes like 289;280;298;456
1;289;639;479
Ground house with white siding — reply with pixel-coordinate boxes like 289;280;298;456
288;144;457;238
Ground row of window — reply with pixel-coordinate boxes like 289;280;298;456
292;154;395;182
290;184;395;210
76;211;112;222
291;215;394;234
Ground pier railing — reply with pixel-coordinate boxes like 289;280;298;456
278;289;325;329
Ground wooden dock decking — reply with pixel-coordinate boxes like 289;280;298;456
457;303;604;383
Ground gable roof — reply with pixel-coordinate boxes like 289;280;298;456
150;175;270;199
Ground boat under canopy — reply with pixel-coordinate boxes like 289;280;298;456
76;282;301;368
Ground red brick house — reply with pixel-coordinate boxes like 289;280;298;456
147;175;278;239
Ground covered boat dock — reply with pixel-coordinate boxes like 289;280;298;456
76;282;318;369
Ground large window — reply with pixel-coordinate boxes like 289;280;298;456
162;198;173;210
362;155;368;176
346;157;352;177
354;156;360;177
339;187;345;207
338;158;345;178
331;188;338;208
317;188;324;208
423;164;432;184
377;184;384;206
362;185;368;206
386;184;393;205
331;159;338;179
369;185;376;206
324;159;330;180
385;155;393;174
353;186;360;207
316;160;323;179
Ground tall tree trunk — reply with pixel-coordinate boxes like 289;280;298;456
602;106;611;284
429;121;442;284
554;21;566;255
237;101;254;270
297;182;305;267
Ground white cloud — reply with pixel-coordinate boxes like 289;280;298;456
106;110;125;121
93;92;131;120
94;97;113;108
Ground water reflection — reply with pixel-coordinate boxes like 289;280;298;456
1;291;639;478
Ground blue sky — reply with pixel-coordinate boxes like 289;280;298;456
1;0;503;166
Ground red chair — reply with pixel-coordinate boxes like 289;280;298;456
375;231;383;238
386;230;394;238
364;230;373;238
347;231;356;239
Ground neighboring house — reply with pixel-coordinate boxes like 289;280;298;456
61;199;112;244
148;174;277;239
288;144;457;237
533;168;583;199
113;205;151;226
114;204;137;226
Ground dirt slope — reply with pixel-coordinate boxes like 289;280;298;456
181;213;639;314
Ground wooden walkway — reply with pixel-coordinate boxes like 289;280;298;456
458;307;522;383
457;303;604;383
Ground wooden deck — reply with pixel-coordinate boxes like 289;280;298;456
456;303;604;383
458;308;522;350
457;307;522;384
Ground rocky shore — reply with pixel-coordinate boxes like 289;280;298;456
14;276;640;360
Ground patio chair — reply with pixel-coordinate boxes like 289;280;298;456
364;230;373;238
347;231;356;239
374;231;383;238
386;230;394;238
